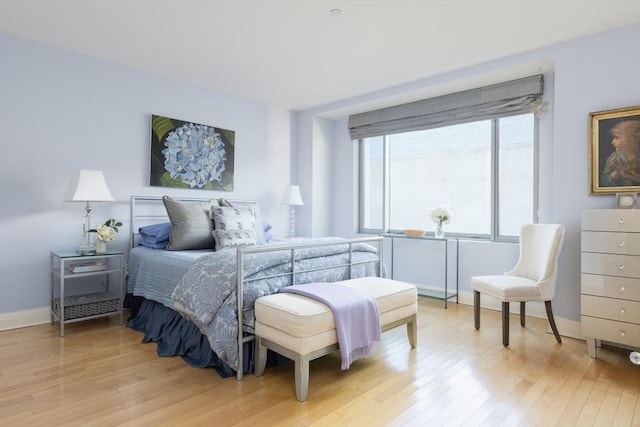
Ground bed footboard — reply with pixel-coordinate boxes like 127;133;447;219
235;236;383;380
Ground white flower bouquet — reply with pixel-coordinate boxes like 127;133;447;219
429;207;452;225
90;218;122;241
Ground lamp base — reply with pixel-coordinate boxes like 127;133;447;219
79;203;96;255
78;241;96;256
289;206;296;239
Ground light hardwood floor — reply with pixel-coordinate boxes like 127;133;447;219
1;298;638;426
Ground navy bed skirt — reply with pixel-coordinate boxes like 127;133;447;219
125;294;256;378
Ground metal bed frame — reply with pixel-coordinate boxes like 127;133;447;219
129;195;261;248
128;196;384;381
235;236;383;380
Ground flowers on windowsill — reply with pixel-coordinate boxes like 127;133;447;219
429;207;451;239
89;218;122;241
429;207;451;225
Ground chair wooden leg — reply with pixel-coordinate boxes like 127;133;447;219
502;301;509;346
545;301;562;344
520;302;526;327
474;291;480;330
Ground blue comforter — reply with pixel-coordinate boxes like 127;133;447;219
128;246;212;307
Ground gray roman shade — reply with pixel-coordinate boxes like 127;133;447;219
348;75;544;140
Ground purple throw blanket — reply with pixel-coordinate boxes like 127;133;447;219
280;282;381;370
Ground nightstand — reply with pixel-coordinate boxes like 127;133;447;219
50;251;124;337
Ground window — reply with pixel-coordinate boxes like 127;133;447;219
360;113;536;238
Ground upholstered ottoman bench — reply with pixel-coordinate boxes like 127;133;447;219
254;277;418;401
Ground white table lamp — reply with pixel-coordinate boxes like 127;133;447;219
281;185;304;238
64;170;114;255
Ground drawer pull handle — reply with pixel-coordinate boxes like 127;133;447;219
619;218;625;224
620;331;626;337
619;308;625;316
620;286;626;293
618;241;626;247
619;264;625;270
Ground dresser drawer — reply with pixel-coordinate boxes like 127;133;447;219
581;231;640;256
581;252;640;279
581;316;640;347
581;274;640;301
581;295;640;323
582;209;640;232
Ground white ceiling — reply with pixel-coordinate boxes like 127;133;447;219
1;0;639;112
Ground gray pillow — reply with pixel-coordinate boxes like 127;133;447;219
162;195;216;250
217;198;234;207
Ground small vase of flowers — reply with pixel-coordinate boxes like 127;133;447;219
89;218;122;253
429;207;451;239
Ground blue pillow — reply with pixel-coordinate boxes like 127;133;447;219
263;223;273;242
138;222;171;249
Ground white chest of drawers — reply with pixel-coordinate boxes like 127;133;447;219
581;209;640;357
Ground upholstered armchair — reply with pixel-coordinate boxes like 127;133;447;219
471;224;565;346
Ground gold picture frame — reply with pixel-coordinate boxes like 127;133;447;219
589;105;640;194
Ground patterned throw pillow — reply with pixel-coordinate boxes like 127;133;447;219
209;201;267;245
211;229;257;249
211;206;255;231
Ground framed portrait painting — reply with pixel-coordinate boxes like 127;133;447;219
589;105;640;194
150;115;235;191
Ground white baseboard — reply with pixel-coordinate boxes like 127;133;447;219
0;306;50;331
0;292;584;341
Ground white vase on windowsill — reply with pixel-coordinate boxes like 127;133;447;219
96;239;107;254
434;222;445;239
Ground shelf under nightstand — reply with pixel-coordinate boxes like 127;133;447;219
50;250;124;337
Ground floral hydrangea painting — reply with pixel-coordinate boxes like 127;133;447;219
150;115;235;191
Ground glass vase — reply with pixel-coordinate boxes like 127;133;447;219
434;222;445;239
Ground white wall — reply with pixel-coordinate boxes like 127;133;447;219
2;23;639;328
0;34;294;317
549;25;640;321
331;117;359;238
311;116;333;236
296;23;640;324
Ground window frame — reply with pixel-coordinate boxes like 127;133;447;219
358;113;539;241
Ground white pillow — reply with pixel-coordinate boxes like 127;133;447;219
211;206;255;231
209;200;267;245
211;229;257;250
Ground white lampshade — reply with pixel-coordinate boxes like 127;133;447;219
281;185;304;206
64;170;114;202
64;170;114;255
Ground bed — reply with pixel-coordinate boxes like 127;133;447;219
125;195;383;380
